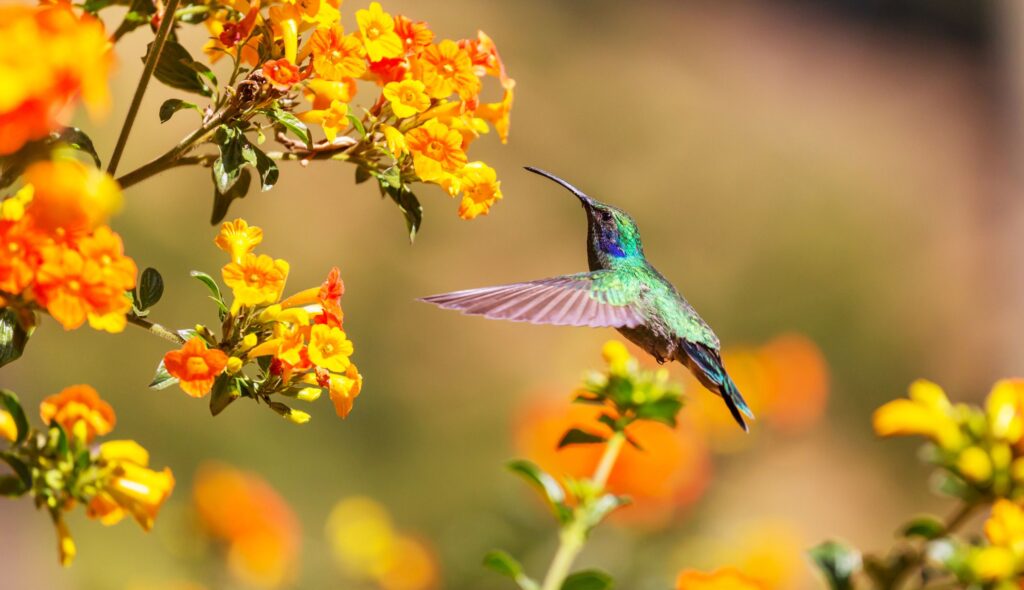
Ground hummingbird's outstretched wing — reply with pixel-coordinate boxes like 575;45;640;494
419;271;645;328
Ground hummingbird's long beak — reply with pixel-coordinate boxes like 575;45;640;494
523;166;594;206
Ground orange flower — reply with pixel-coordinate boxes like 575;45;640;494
476;87;514;144
88;440;175;531
309;24;367;80
394;15;433;55
414;40;480;100
0;218;45;294
33;245;113;330
516;396;711;521
0;5;112;155
76;225;138;292
457;161;502;220
23;160;123;236
383;79;430;118
404;119;467;183
163;338;229;398
758;333;829;434
329;363;363;419
318;265;345;323
676;568;768;590
356;2;403;62
461;31;514;90
222;253;290;310
262;58;304;90
214;218;263;264
193;462;301;588
39;384;115;442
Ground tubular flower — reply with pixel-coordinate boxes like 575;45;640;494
456;161;502;220
222;253;290;310
0;218;44;295
39;384;115;443
405;119;467;183
356;2;403;62
163;338;230;398
873;379;966;451
0;5;113;155
33;246;114;330
23;160;122;235
676;568;769;590
328;363;362;419
76;225;138;291
383;79;430;118
986;379;1024;444
476;88;514;144
381;124;407;157
414;39;480;100
300;79;356;142
299;99;349;143
263;58;304;90
215;218;264;264
307;324;353;372
309;24;367;80
88;440;175;531
394;15;434;55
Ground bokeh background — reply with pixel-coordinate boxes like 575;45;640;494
3;0;1022;588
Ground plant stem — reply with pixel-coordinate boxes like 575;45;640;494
107;0;184;176
889;501;983;590
539;431;626;590
126;315;185;345
115;109;231;189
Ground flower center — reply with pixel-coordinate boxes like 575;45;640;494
186;357;210;376
442;62;455;75
67;279;81;293
427;140;445;158
368;24;381;39
323;343;335;355
248;273;262;284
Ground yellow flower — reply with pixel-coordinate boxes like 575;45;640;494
299;99;349;143
381;124;407;157
329;363;363;419
457;161;502;220
957;446;993;483
308;324;353;372
1;184;33;221
602;340;634;375
383;79;430;118
405;119;467;183
415;39;480;100
477;87;514;144
675;568;768;590
970;546;1017;581
872;379;966;451
309;24;367;81
986;500;1024;555
986;379;1024;443
39;384;116;443
88;440;175;531
0;409;17;442
356;2;403;62
222;254;290;310
215;218;263;263
299;79;355;143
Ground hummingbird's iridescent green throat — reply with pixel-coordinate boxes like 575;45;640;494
421;167;753;431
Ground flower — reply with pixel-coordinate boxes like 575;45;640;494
394;15;433;55
0;409;16;442
676;568;769;590
457;161;502;220
405;119;467;183
414;40;480;100
383;79;430;118
476;88;514;144
309;24;366;80
39;384;115;443
382;124;407;157
985;500;1024;555
88;440;175;531
873;379;966;451
328;363;363;418
0;218;44;295
34;246;113;330
262;58;304;90
308;324;353;372
163;338;230;398
356;2;403;62
222;253;290;310
193;462;300;588
986;379;1024;444
76;225;137;291
23;160;122;235
299;79;356;142
299;99;349;143
215;218;264;264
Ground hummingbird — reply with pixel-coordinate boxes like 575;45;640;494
420;167;753;431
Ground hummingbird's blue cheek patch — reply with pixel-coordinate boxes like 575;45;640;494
599;235;626;257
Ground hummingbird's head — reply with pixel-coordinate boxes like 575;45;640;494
524;166;642;259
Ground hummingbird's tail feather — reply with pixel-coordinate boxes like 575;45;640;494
679;339;754;432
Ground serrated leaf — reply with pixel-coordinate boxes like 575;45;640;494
901;516;946;540
0;389;29;445
211;167;253;224
209;374;241;416
561;570;613;590
149;359;180;390
148;40;215;97
808;540;861;590
635;397;682;427
558;428;608;449
0;308;29;369
269;108;311;147
159;98;200;123
508;460;570;523
52;127;101;167
138;267;164;310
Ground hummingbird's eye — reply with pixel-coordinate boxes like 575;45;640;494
600;210;612;222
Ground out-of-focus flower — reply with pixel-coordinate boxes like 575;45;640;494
193;463;301;589
356;2;403;62
39;384;115;443
222;253;290;310
309;24;366;80
163;337;229;398
676;568;769;590
0;409;15;442
88;440;175;531
55;516;76;567
34;246;115;330
215;218;264;264
326;496;438;590
986;379;1024;444
695;521;807;590
873;379;966;451
383;79;430;118
0;4;112;155
23;160;122;235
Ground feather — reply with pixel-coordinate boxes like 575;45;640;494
679;339;754;431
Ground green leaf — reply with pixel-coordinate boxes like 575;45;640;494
138;267;164;311
159;98;200;123
586;493;631;528
635;397;683;427
483;550;538;590
241;139;279;191
49;423;69;458
0;390;29;445
355;165;372;184
149;359;180;390
269;108;311;147
0;453;31;495
0;308;29;369
507;460;570;523
148;40;215;97
52;127;101;167
561;570;613;590
209;374;241;416
0;475;26;497
900;516;946;540
557;428;608;449
382;183;422;242
211;167;253;224
190;271;228;315
347;113;366;138
213;125;246;193
808;540;861;590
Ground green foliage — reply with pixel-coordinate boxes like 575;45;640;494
159;99;201;123
149;359;179;390
0;309;29;369
809;540;861;590
148;40;217;97
209;374;241;416
0;389;29;445
483;550;538;590
561;570;613;590
136;267;165;312
190;270;228;317
557;428;607;448
507;459;571;524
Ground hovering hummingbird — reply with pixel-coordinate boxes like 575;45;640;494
421;167;753;431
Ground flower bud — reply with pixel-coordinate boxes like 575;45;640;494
296;387;321;402
287;409;311;425
226;356;244;374
957;446;993;484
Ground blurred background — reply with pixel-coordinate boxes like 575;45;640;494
2;0;1021;588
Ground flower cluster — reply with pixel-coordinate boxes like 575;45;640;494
943;499;1024;586
0;4;112;155
0;159;136;333
0;386;173;566
158;219;362;423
